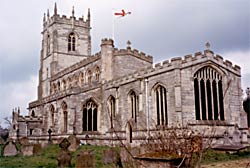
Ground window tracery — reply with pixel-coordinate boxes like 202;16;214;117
194;66;224;120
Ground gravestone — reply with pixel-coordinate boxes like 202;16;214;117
68;135;80;152
102;149;119;164
57;138;71;168
75;150;95;168
3;140;18;156
19;137;29;145
21;144;34;156
232;130;241;145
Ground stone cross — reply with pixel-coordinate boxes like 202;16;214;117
48;129;52;143
57;138;71;168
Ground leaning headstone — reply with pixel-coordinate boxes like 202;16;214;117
68;135;80;152
57;138;71;168
21;144;34;156
75;150;95;168
3;140;18;156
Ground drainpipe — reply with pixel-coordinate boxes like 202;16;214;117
145;78;149;138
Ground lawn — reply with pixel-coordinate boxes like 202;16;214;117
0;144;249;168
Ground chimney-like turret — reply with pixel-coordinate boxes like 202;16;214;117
101;38;114;81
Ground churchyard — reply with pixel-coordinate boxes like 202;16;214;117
0;140;249;168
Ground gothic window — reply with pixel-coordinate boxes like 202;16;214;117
108;96;116;128
79;72;84;86
155;85;168;126
87;70;92;85
129;91;137;123
68;32;76;51
61;102;68;133
57;81;60;91
31;110;35;117
82;100;98;131
194;66;225;121
95;66;100;81
47;34;50;54
67;77;72;89
49;105;55;126
53;83;57;93
73;74;78;86
62;79;66;90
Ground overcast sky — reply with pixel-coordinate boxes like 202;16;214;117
0;0;249;127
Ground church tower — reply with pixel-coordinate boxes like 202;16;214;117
38;4;91;99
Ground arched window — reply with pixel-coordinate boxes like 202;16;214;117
108;96;116;128
61;102;68;133
95;66;100;81
155;85;168;126
49;105;55;126
31;110;35;117
62;79;66;90
53;83;57;93
129;91;137;123
87;70;92;85
79;72;84;86
82;100;98;131
68;32;76;51
194;66;224;121
67;77;72;89
57;81;60;91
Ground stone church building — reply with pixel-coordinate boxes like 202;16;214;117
10;5;249;145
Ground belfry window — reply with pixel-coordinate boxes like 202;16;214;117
68;32;76;51
194;66;224;121
61;102;68;133
129;91;137;123
155;85;168;126
108;96;116;128
83;100;98;131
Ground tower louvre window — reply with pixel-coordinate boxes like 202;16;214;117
68;32;76;51
194;66;224;121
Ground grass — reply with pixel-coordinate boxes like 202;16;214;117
0;144;249;168
0;144;117;168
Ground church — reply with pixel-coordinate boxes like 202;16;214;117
10;4;249;145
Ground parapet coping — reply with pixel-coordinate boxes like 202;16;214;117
104;50;241;89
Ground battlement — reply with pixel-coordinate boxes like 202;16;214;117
105;49;241;89
101;38;114;46
113;47;153;63
42;4;90;30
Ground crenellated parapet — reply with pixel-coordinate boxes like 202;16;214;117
42;3;90;31
113;47;153;63
104;49;241;89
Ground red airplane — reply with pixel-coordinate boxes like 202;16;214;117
114;9;131;17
